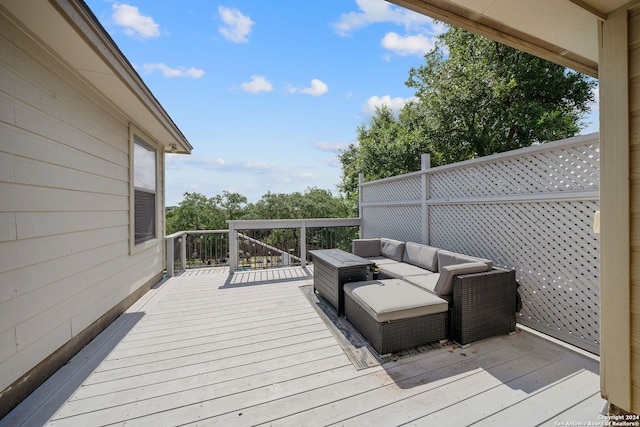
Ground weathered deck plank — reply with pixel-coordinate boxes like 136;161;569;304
1;267;605;427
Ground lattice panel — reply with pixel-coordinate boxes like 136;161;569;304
362;205;422;243
430;143;599;199
361;176;421;203
430;200;600;354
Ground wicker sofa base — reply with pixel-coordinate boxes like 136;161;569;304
451;269;517;345
344;291;448;355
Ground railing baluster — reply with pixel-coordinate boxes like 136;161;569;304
300;223;307;268
166;235;175;277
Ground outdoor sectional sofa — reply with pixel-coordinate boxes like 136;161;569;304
346;238;517;354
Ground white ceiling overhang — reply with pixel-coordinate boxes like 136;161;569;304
0;0;192;154
387;0;631;78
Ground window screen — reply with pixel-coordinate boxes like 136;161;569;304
133;136;156;244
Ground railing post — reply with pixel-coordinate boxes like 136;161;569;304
421;154;431;245
180;233;187;272
359;172;365;238
228;222;238;272
166;236;175;277
300;221;307;268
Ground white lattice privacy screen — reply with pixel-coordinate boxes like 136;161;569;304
359;133;600;354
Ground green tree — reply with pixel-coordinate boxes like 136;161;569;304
338;103;430;210
166;192;225;234
168;188;353;233
339;25;596;202
247;187;352;220
407;26;595;163
220;190;248;221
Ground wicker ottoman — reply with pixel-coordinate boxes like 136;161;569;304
343;279;448;355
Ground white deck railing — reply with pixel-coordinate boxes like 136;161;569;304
227;218;361;271
165;230;229;277
166;218;361;276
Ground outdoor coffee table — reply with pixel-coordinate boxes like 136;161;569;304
309;249;373;316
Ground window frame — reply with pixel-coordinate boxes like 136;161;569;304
129;125;162;254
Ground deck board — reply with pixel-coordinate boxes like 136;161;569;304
1;267;605;427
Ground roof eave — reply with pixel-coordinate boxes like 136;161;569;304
54;0;193;154
387;0;599;78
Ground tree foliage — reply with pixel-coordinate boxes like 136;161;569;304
247;187;350;219
338;103;430;209
166;187;352;233
339;25;596;202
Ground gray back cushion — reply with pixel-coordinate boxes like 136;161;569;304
437;250;492;271
380;238;405;262
433;262;491;296
352;239;381;257
402;242;439;272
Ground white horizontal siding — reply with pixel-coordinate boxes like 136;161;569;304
0;212;17;242
0;241;126;303
0;322;72;394
0;118;128;182
71;247;163;335
0;11;165;394
1;152;128;195
15;211;129;240
0;184;129;213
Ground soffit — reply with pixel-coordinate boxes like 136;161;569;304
387;0;633;77
0;0;192;154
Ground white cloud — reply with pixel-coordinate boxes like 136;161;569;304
314;142;350;152
112;4;160;39
362;95;415;116
320;157;342;168
240;75;274;93
300;79;329;96
381;32;435;56
168;155;290;176
333;0;432;36
143;63;205;78
218;6;254;43
288;79;329;96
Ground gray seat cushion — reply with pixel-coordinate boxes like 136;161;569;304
380;262;433;278
364;256;400;266
344;279;448;322
402;242;439;272
404;273;441;294
380;238;405;262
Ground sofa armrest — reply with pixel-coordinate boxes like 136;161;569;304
451;268;516;345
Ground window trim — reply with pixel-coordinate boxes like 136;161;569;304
129;125;162;254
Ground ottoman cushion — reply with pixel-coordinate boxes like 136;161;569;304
343;279;448;323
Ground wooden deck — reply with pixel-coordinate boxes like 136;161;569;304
2;267;605;426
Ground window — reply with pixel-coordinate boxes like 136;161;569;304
133;135;157;244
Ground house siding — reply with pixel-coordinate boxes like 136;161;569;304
0;7;165;406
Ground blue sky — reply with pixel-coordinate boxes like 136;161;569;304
85;0;599;206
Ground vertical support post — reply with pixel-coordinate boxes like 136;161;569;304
421;154;431;245
300;221;307;268
179;233;186;272
228;222;238;272
166;236;175;277
599;10;631;411
359;172;365;238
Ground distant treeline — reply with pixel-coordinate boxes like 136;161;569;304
166;188;355;234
